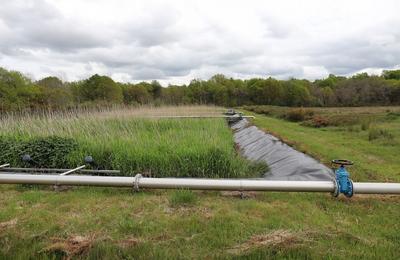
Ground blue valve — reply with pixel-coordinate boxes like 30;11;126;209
331;159;354;198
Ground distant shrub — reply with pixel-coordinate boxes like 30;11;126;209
243;106;271;115
386;112;400;120
325;115;354;126
169;190;197;207
302;116;330;128
285;108;306;122
318;114;370;127
346;125;361;132
284;108;314;122
361;121;371;131
368;128;394;141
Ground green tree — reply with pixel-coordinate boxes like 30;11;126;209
0;67;44;111
151;80;162;99
335;76;390;106
36;76;64;88
314;74;345;89
383;70;400;80
387;80;400;104
162;85;187;105
247;78;283;105
123;84;152;105
283;80;312;106
79;74;123;103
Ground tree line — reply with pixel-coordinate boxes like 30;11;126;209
1;67;400;112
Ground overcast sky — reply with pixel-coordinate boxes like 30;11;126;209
0;0;399;85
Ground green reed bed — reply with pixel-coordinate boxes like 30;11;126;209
0;111;265;178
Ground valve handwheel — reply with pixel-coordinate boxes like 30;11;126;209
331;159;353;166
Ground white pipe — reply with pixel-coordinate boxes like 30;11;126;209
146;115;255;119
60;165;86;176
0;164;10;169
0;173;400;195
2;167;120;174
138;178;334;191
353;182;400;194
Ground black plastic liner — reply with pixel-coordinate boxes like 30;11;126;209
231;119;334;181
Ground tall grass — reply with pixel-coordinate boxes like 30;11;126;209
368;127;394;141
0;106;266;178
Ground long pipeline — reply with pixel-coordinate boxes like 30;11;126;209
0;173;400;195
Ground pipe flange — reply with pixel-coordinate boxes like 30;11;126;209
332;179;339;197
133;174;142;192
345;179;354;198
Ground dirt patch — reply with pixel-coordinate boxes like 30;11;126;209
164;206;213;219
220;191;258;199
0;218;17;230
227;229;306;255
327;230;377;246
41;235;95;259
118;237;140;248
304;229;376;247
118;234;172;248
150;233;172;242
53;185;73;192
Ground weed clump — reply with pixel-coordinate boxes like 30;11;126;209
368;128;394;141
361;120;371;131
169;190;197;207
346;125;361;132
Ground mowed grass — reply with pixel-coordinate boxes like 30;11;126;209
1;106;400;259
1;187;399;259
0;106;264;178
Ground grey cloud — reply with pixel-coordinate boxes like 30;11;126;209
131;67;166;80
120;6;182;47
261;16;296;39
0;0;57;24
123;22;180;47
64;44;198;77
0;1;112;52
1;0;400;83
307;36;400;75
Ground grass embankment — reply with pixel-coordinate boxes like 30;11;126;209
0;106;264;178
243;106;400;182
1;186;399;259
0;106;400;259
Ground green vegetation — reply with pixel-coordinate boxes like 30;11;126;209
79;74;123;104
243;106;400;182
169;189;198;207
1;186;399;259
0;136;78;168
1;106;400;259
368;128;394;141
1;67;400;113
244;105;400;129
0;107;263;178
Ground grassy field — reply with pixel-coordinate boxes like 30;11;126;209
1;106;400;259
243;106;400;182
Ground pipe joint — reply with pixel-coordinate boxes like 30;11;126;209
133;174;142;192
